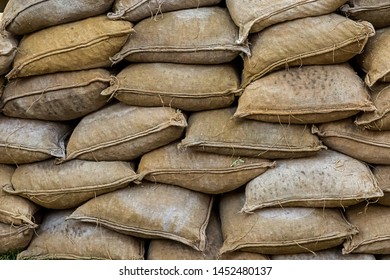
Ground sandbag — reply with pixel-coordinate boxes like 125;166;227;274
101;63;241;111
219;191;358;255
0;115;71;164
111;7;250;65
108;0;221;22
0;222;36;255
181;107;326;159
6;16;133;79
226;0;348;44
372;166;390;206
1;69;111;121
0;76;4;99
0;29;17;76
138;142;275;194
17;210;144;260
1;0;115;35
68;182;213;252
5;159;139;209
65;103;187;162
242;13;374;88
271;248;375;260
235;64;375;124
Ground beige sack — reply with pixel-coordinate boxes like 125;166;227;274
1;69;111;121
242;13;374;88
236;64;375;124
0;222;36;255
138;142;275;194
0;30;17;75
181;107;326;159
111;7;250;65
65;103;187;162
372;165;390;206
6;16;133;79
68;182;213;252
0;76;4;100
271;247;375;260
101;63;241;112
5;159;139;209
17;210;144;260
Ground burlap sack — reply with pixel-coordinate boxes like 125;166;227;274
0;28;17;76
68;182;213;251
65;103;187;162
271;248;375;260
242;14;374;88
341;0;390;29
5;159;139;209
1;69;111;121
108;0;221;22
235;64;375;124
0;222;36;255
226;0;348;44
243;150;382;212
343;204;390;254
101;63;241;112
181;107;326;159
1;0;115;35
372;165;390;206
111;7;250;65
6;16;133;79
219;191;358;255
0;115;71;164
0;76;4;99
17;210;144;260
138;142;275;194
313;118;390;164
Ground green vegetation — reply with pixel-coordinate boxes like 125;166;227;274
0;251;19;260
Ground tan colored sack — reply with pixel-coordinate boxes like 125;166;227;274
242;14;374;88
138;142;275;194
313;118;390;164
0;222;36;255
243;150;382;212
0;30;17;76
372;165;390;206
111;7;250;65
220;191;358;255
1;0;115;35
5;159;139;209
65;103;187;162
68;182;213;251
236;64;375;124
108;0;221;22
101;63;241;112
343;204;390;254
0;115;71;164
6;16;133;79
226;0;348;44
181;107;326;159
271;248;375;260
0;76;4;99
1;69;111;121
17;210;144;260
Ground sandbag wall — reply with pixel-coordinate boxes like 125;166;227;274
0;0;390;260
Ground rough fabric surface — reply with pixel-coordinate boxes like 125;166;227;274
271;247;375;260
0;221;36;255
372;166;390;206
0;29;17;76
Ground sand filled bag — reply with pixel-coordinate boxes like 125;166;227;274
17;210;144;260
181;107;326;159
138;142;275;194
5;159;139;209
0;222;36;255
101;63;241;111
65;103;186;162
6;15;133;79
0;29;17;76
271;247;375;260
68;182;213;252
235;64;375;124
1;69;111;121
242;13;374;88
111;7;250;65
372;166;390;206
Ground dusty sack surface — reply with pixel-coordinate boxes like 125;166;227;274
0;29;17;75
0;221;36;255
372;166;390;206
271;247;375;260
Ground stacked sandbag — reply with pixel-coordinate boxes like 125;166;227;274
0;13;17;76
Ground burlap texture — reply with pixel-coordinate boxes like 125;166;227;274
372;165;390;206
0;29;17;75
0;221;36;255
271;248;375;260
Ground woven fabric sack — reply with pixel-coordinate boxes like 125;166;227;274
372;166;390;206
17;210;145;260
0;115;71;164
0;29;17;75
1;0;115;35
271;248;375;260
242;13;374;88
65;103;187;162
0;222;36;255
101;63;241;111
108;0;221;22
1;69;111;121
181;107;326;159
5;159;139;209
219;191;358;255
226;0;348;44
6;16;133;79
111;7;250;65
138;142;275;194
236;64;375;124
68;182;213;252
